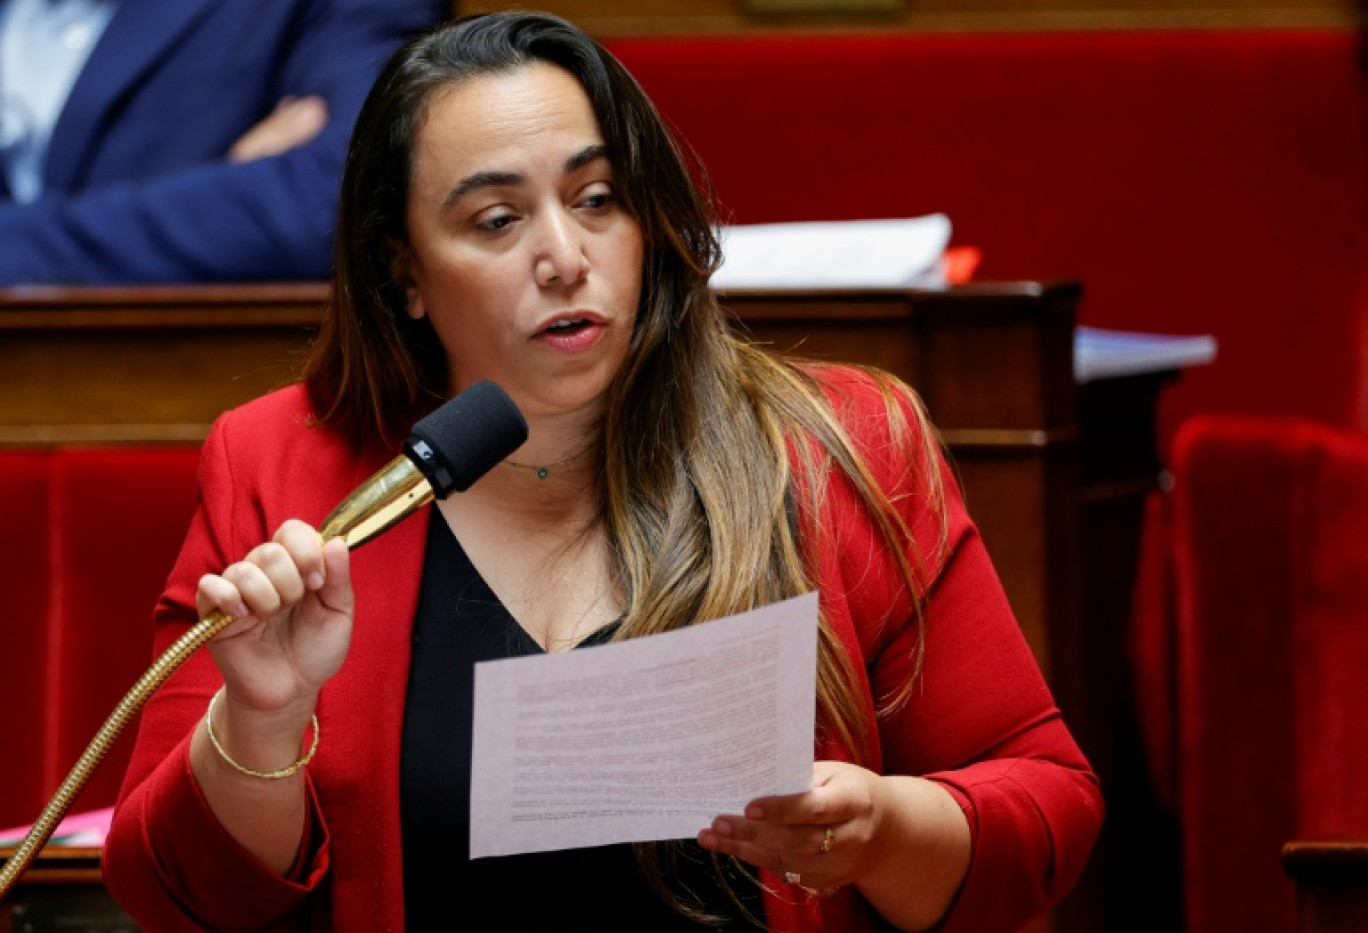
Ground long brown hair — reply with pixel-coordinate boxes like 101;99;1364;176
305;11;947;923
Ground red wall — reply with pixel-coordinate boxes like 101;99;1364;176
608;30;1368;449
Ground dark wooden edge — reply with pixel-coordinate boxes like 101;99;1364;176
0;281;330;309
1283;840;1368;882
720;281;1080;325
0;282;329;329
0;280;1081;329
0;846;104;885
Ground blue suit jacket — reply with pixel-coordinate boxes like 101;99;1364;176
0;0;445;284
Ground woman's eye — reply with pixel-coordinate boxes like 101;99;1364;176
474;209;517;232
579;187;615;211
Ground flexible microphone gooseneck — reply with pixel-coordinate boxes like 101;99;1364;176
0;380;528;898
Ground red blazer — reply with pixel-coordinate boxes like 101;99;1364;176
105;367;1102;932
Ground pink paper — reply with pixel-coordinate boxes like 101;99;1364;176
0;806;113;847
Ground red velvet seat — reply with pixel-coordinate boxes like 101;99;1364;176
0;453;56;830
0;447;200;830
1134;415;1368;932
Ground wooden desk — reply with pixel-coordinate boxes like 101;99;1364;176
1283;840;1368;932
0;280;1167;933
0;282;325;445
0;847;137;932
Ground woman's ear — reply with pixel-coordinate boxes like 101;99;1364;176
387;240;426;320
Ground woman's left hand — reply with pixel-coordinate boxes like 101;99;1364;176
697;760;971;930
697;760;882;896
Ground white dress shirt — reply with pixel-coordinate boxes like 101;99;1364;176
0;0;117;202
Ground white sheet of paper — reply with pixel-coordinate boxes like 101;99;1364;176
710;214;951;290
469;592;819;859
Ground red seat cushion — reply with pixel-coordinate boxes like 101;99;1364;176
0;447;200;830
1165;415;1368;932
0;453;54;828
47;447;201;815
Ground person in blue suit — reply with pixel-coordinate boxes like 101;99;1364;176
0;0;446;285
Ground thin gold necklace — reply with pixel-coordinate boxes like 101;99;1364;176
502;447;589;480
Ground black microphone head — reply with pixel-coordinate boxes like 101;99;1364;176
403;380;528;497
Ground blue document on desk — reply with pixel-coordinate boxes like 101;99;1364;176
1075;326;1217;382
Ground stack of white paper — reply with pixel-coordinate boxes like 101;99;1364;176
1075;327;1218;383
710;214;952;290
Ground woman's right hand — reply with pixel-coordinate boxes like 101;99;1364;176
187;519;351;874
196;519;354;715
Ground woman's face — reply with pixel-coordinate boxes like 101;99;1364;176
397;62;643;421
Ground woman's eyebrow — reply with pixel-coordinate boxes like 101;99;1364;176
564;143;609;174
443;170;523;210
441;144;610;210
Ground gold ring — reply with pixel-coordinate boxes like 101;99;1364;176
819;825;835;855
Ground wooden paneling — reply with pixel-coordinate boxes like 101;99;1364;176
464;0;1356;36
0;284;324;445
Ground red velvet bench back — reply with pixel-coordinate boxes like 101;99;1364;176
606;29;1368;444
0;447;200;830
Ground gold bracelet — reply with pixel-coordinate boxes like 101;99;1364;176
205;689;319;780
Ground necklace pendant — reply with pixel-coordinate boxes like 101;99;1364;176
536;467;550;480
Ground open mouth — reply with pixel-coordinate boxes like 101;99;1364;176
543;318;592;335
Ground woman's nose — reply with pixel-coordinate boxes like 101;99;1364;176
534;209;590;288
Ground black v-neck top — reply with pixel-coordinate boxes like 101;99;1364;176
399;507;764;931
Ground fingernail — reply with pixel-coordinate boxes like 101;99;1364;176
307;571;324;590
712;820;734;838
745;804;764;819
